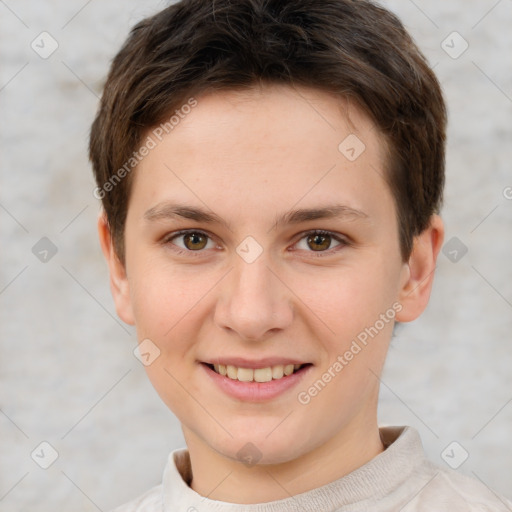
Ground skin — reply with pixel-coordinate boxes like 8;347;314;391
98;83;444;504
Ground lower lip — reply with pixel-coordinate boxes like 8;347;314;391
201;363;312;402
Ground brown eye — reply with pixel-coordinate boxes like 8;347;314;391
294;230;346;255
183;232;209;250
164;230;215;254
306;233;332;251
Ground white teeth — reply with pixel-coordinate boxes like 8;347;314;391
254;367;273;383
227;365;238;379
272;365;284;379
211;363;304;382
284;364;294;376
237;367;254;382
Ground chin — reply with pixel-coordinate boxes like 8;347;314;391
208;428;311;467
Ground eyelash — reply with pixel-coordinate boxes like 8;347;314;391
162;229;350;258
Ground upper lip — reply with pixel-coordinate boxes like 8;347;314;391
203;357;310;369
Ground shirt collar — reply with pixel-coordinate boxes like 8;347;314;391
162;426;426;511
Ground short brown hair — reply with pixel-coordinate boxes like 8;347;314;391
89;0;446;263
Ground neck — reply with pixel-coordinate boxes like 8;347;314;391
183;415;384;504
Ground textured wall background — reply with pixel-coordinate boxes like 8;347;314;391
1;1;511;510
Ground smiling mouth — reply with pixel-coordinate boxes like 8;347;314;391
204;363;311;383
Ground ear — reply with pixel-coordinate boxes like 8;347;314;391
395;214;444;322
97;212;135;325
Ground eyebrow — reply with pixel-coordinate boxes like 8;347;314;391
143;202;369;230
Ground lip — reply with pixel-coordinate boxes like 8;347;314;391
200;362;312;402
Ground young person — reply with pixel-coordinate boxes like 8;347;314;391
89;0;512;509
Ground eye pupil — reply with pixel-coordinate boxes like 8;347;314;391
308;233;331;251
184;232;208;250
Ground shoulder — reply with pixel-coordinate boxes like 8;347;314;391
108;483;163;512
378;426;511;511
107;448;189;512
404;460;512;511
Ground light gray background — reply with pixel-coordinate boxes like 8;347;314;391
1;1;511;510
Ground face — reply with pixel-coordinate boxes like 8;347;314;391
100;84;442;466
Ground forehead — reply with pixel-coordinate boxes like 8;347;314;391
129;84;394;227
159;84;385;161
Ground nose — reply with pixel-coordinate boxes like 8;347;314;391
214;253;293;342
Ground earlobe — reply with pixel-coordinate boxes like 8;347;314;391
395;215;445;323
97;212;135;326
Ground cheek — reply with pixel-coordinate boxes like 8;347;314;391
128;262;208;408
128;259;200;343
294;261;396;337
127;257;228;383
298;267;397;410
